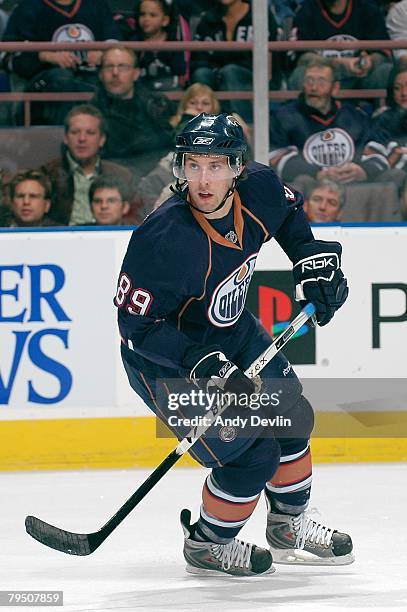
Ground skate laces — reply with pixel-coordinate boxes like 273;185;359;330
211;538;252;571
293;510;334;550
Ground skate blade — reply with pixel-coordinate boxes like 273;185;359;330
185;564;276;577
270;549;355;566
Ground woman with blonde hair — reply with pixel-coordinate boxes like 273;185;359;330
170;83;220;128
138;84;251;216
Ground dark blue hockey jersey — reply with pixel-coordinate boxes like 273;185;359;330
365;107;407;171
3;0;120;78
292;0;389;60
269;96;388;181
115;162;315;377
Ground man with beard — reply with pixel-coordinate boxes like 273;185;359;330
269;57;388;188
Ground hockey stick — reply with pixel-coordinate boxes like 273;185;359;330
25;302;316;556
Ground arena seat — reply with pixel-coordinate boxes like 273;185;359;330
342;182;402;222
0;126;63;176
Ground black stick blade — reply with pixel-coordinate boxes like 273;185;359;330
25;515;94;556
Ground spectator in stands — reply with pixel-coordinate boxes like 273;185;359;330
386;0;407;60
41;104;143;225
89;175;131;225
170;82;222;129
304;178;344;222
138;83;252;214
191;0;280;123
0;169;59;227
365;60;407;198
130;0;190;91
289;0;392;91
92;45;175;179
269;57;388;190
2;0;121;124
170;82;252;143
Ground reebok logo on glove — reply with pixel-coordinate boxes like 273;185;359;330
301;254;339;273
219;361;233;377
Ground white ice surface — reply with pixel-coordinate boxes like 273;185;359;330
1;463;406;612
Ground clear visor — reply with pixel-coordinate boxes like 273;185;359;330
172;152;242;181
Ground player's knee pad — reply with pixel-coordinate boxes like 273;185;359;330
212;436;281;497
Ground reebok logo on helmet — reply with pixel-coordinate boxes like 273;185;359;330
193;137;215;145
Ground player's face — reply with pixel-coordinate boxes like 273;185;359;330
305;186;342;223
184;154;236;213
12;180;50;225
138;1;170;37
91;187;130;225
100;49;140;99
303;66;338;113
393;71;407;109
64;114;106;163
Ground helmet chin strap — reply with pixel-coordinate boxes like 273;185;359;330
187;178;237;215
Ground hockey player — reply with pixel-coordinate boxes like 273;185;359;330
115;113;353;576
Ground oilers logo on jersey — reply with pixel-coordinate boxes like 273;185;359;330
52;23;94;66
303;128;355;167
321;34;358;59
52;22;94;43
208;254;258;327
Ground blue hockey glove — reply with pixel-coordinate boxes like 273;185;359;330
293;240;348;326
189;349;256;396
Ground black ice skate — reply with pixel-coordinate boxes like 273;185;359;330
266;498;354;566
181;509;275;577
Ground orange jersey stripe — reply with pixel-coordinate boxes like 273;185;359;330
241;205;270;242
